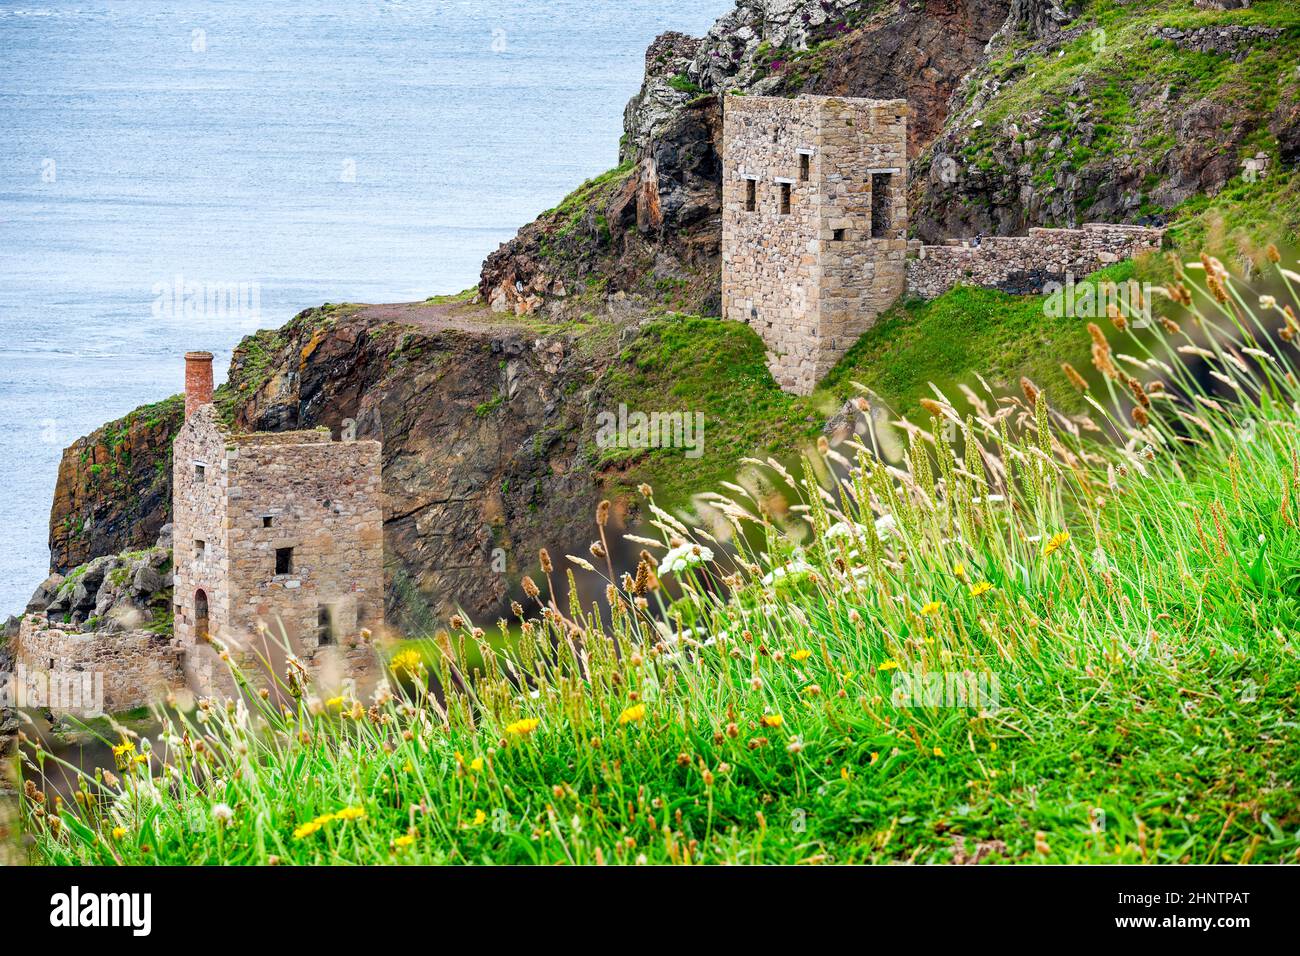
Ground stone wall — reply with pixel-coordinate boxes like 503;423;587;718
14;614;184;716
904;224;1165;299
224;429;384;654
722;93;908;395
172;404;233;651
813;97;908;385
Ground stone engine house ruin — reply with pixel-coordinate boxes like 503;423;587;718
13;353;386;716
722;94;1165;396
173;351;384;700
723;94;910;396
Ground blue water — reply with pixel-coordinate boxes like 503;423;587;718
0;0;727;613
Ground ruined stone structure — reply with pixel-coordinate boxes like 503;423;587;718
722;93;909;395
173;352;384;699
722;94;1165;396
13;615;184;716
905;224;1166;299
12;353;386;715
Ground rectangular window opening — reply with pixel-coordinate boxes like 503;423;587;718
744;178;756;213
799;154;810;182
317;606;335;646
832;229;846;242
194;539;206;557
275;547;294;576
194;463;205;481
779;182;791;216
262;515;274;528
871;173;892;239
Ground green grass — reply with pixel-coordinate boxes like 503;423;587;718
17;253;1300;865
816;262;1145;418
596;315;823;505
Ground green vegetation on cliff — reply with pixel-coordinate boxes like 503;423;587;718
597;316;822;504
919;0;1300;256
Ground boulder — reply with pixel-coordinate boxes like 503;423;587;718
25;572;64;614
132;564;163;596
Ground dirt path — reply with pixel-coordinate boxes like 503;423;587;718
348;299;540;336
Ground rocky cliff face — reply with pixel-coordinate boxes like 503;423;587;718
48;396;182;574
910;10;1298;240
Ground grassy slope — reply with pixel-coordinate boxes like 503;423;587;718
818;262;1141;418
597;316;823;505
20;259;1300;865
599;262;1137;508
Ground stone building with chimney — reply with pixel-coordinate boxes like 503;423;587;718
171;351;384;697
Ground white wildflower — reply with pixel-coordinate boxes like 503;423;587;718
657;542;714;576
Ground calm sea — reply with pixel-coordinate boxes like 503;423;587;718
0;0;726;613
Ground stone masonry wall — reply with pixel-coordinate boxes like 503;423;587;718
15;614;184;716
722;95;824;393
224;431;384;656
904;224;1165;299
722;94;908;395
172;404;233;653
813;97;908;385
171;400;385;703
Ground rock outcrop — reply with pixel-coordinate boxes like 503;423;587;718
31;539;173;633
910;11;1298;240
48;396;182;574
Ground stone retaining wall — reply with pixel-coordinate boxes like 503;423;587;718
904;224;1164;300
14;614;185;716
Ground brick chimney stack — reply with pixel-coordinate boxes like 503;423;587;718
184;351;214;418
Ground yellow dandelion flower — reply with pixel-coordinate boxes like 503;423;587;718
470;756;484;773
869;752;879;765
840;766;850;781
618;704;646;725
293;820;324;840
402;761;414;774
392;834;416;849
334;805;366;822
760;713;783;728
792;649;812;662
933;746;944;757
111;827;127;841
953;562;966;579
920;601;941;616
469;809;487;827
111;740;135;758
390;649;424;676
324;696;344;710
878;659;899;672
968;581;993;597
1042;530;1070;557
506;717;540;736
